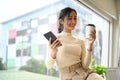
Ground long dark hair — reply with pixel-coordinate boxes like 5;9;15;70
58;7;77;33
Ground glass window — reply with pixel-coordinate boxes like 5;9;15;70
69;1;110;66
0;0;110;79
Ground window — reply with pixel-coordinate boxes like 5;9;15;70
0;0;110;79
71;1;110;66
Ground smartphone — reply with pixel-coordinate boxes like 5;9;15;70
43;31;57;44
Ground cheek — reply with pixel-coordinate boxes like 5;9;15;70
63;21;69;27
66;21;71;25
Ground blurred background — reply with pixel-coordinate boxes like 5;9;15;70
0;0;120;80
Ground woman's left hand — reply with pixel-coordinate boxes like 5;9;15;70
86;29;96;51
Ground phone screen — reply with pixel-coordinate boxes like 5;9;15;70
43;31;57;44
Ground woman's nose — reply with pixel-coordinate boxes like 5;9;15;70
72;19;74;23
72;19;76;24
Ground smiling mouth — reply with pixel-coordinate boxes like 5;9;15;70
71;25;75;27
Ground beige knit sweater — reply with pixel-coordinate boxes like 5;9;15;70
45;32;91;69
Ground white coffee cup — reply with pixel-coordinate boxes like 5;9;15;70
85;24;96;39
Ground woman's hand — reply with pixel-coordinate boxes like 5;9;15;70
86;29;96;51
49;38;61;59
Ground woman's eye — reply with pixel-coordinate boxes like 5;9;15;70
67;17;72;20
74;18;77;20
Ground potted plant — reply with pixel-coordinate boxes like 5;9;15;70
89;59;106;79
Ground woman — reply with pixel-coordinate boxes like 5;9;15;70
45;7;104;80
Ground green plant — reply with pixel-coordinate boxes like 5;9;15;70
19;58;58;76
20;58;47;74
0;58;6;70
89;59;106;78
48;68;59;77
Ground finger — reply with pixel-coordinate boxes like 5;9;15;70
52;41;61;48
49;37;52;45
90;30;96;36
90;30;96;34
52;39;59;45
88;33;96;40
51;39;61;48
94;28;96;33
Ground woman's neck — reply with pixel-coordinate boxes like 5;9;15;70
63;30;71;33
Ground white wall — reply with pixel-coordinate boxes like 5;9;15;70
88;0;117;19
78;0;117;20
116;0;120;13
111;0;120;67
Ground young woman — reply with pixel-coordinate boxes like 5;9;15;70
45;7;104;80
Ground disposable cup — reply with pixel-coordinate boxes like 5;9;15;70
85;24;95;39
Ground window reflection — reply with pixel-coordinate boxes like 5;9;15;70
0;0;110;79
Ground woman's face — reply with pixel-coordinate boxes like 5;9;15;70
62;11;77;33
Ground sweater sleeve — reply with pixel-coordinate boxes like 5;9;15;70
45;44;55;69
81;40;92;69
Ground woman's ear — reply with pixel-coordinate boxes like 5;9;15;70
59;19;63;25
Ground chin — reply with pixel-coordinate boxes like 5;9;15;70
71;27;75;30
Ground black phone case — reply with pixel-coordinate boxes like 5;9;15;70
43;31;57;44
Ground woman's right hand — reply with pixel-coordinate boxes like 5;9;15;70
49;38;61;59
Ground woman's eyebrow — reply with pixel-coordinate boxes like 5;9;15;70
68;15;77;17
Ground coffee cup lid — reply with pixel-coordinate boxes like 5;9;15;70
86;24;96;28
